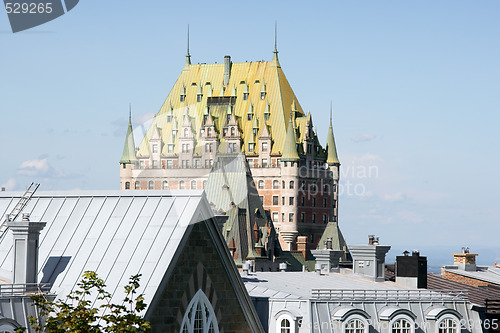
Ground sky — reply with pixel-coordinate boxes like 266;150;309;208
0;1;499;268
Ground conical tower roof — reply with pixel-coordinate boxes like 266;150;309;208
281;117;299;162
326;107;340;165
120;110;138;164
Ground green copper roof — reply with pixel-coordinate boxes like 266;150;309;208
326;111;339;165
281;117;299;162
120;113;138;164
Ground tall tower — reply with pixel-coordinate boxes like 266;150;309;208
326;105;340;222
120;107;137;190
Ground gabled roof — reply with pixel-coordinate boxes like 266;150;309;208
0;191;213;309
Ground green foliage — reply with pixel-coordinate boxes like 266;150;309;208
28;271;151;332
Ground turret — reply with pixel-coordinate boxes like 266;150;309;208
120;108;137;190
281;117;299;162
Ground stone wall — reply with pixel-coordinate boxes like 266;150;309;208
148;221;253;333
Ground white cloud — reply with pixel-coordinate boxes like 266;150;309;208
1;178;16;190
351;134;376;143
383;192;407;202
133;112;155;125
17;158;50;176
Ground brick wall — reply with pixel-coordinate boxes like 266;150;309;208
441;269;489;287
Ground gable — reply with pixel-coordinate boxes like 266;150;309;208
146;218;264;333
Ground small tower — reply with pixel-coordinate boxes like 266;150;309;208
279;116;300;250
326;104;340;222
120;108;137;190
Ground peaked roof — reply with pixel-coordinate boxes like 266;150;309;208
326;111;340;165
120;115;138;164
136;53;311;158
316;221;349;255
281;117;300;161
0;191;213;309
204;154;280;264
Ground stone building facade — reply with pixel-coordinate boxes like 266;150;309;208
120;46;341;251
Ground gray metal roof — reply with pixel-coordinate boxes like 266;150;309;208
243;271;407;299
0;190;213;309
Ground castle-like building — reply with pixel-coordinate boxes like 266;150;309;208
120;42;341;251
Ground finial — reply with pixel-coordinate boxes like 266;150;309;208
129;103;132;123
274;21;278;53
184;25;191;69
330;101;332;124
271;21;280;67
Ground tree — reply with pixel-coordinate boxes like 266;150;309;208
28;271;151;332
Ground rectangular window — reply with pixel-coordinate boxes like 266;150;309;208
273;196;278;206
205;143;209;152
262;158;268;167
139;160;145;169
180;95;185;102
323;214;327;224
260;92;266;100
167;145;173;153
301;197;305;206
273;212;278;222
313;198;316;207
282;197;285;205
205;159;209;168
289;213;294;222
289;197;294;205
197;94;202;102
281;213;285;222
152;144;158;153
262;141;268;152
312;213;316;223
323;198;327;208
152;160;158;169
243;93;248;100
166;160;173;168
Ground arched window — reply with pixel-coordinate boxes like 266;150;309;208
148;181;154;190
280;319;291;333
438;319;458;333
282;181;285;189
191;180;197;189
231;127;235;136
258;180;264;189
289;181;294;189
392;319;412;333
180;290;219;333
163;181;168;190
135;181;140;189
273;180;279;189
180;181;185;190
345;318;365;333
125;182;130;190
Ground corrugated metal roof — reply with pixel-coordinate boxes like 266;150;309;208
0;190;213;309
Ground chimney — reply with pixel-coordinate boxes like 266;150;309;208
8;214;46;284
296;236;308;259
452;248;477;271
395;250;427;288
311;248;344;274
279;262;287;272
223;56;231;86
349;235;390;282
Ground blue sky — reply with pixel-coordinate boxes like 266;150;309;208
1;1;499;266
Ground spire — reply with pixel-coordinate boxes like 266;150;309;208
184;25;191;70
326;102;340;165
120;106;138;164
281;116;300;162
271;21;280;68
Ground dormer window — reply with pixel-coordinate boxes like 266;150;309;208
260;92;266;100
167;144;174;153
248;143;255;152
184;128;189;137
243;93;248;100
172;130;177;139
253;128;257;137
152;144;158;153
203;115;208;123
247;113;252;121
207;127;212;136
231;127;235;136
180;94;185;102
197;94;202;102
227;114;231;123
223;128;228;136
167;115;172;122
